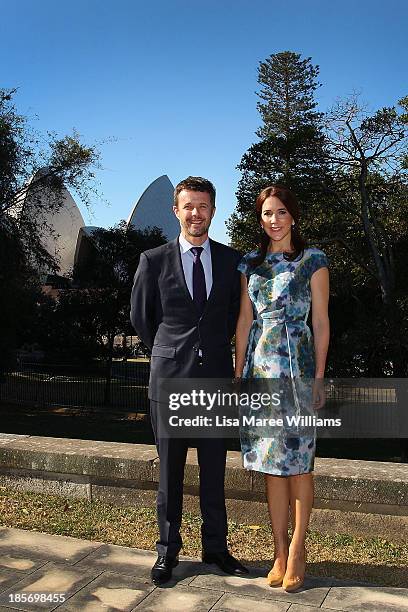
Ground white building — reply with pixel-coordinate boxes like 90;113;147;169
127;174;178;238
14;172;177;276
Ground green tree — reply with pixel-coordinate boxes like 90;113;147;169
0;229;44;376
321;95;408;375
227;51;330;253
68;222;166;403
0;88;100;371
73;221;166;289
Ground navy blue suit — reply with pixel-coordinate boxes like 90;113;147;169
130;237;241;556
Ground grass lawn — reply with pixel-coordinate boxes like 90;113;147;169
0;487;407;588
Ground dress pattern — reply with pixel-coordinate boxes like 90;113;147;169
238;247;329;476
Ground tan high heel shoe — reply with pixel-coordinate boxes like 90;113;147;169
282;573;304;592
282;547;306;592
266;556;287;587
266;566;285;587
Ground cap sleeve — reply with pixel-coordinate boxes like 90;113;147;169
237;255;250;277
237;251;259;277
310;250;329;276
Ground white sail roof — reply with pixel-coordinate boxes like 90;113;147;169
127;175;178;240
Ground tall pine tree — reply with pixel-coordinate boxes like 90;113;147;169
227;51;330;253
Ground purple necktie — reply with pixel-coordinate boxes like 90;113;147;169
191;246;207;315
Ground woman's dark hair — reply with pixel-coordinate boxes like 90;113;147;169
251;184;306;267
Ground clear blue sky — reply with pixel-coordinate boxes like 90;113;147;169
1;0;407;242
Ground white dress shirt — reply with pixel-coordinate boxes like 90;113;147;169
178;234;213;298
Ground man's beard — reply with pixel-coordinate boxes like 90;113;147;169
184;221;210;237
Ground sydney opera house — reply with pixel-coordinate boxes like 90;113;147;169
18;172;179;278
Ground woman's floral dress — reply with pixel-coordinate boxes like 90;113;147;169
238;248;329;476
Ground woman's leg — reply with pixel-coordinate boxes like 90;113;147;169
265;474;290;579
284;473;314;586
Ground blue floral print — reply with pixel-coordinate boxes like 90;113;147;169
238;248;329;476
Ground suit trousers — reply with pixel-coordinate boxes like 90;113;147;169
150;400;228;557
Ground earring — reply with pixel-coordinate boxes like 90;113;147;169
291;222;295;227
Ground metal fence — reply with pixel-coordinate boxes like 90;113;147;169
0;361;150;413
1;365;405;437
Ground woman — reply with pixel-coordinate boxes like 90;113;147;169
235;185;329;592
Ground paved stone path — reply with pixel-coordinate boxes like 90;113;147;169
0;527;406;611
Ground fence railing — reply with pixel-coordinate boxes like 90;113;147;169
0;366;405;438
0;361;150;413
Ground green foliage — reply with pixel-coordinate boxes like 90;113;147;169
32;223;166;364
227;51;331;253
0;90;101;271
256;51;322;138
0;222;43;373
73;221;166;290
0;88;101;371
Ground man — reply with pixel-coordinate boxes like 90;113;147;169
130;176;248;585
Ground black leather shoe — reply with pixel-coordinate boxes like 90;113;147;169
151;554;179;585
202;551;249;575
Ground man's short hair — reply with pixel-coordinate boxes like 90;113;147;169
174;176;216;208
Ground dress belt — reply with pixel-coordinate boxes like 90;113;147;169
255;315;306;325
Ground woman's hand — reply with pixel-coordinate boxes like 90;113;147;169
312;378;326;410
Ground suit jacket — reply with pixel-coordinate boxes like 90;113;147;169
130;237;241;400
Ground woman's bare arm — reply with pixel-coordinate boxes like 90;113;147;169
311;266;330;378
234;274;254;378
